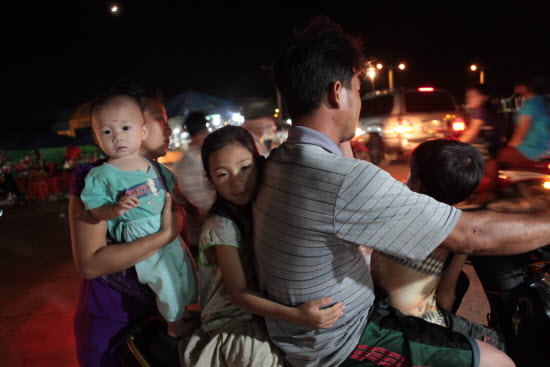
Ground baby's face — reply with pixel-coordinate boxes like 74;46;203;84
92;100;148;159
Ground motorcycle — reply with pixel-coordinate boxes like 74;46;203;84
467;158;550;367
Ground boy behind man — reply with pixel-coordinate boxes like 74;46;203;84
371;139;504;359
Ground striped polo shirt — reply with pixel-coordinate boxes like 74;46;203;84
253;126;461;367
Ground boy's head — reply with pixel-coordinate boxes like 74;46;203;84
408;139;484;205
184;112;209;146
272;16;365;121
90;93;149;158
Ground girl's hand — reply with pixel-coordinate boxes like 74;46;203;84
296;297;345;329
115;194;139;216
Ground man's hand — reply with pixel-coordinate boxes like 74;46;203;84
296;297;345;329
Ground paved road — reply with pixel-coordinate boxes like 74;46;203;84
0;161;490;366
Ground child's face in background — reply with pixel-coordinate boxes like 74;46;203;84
92;99;149;160
208;142;259;206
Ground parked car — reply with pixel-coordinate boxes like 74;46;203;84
352;87;466;165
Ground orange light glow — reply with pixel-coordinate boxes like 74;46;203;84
452;121;466;131
418;87;435;92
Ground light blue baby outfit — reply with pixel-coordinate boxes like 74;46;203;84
80;159;197;322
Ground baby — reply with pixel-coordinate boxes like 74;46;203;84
80;93;197;337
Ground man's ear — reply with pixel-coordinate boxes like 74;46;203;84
327;80;343;108
142;124;150;140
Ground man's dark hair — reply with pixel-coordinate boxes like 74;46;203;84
273;16;365;119
184;111;208;137
409;139;484;205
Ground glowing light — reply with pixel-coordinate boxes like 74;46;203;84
376;63;383;69
356;127;366;136
274;113;279;118
367;68;376;79
173;128;180;135
470;64;478;71
211;114;222;127
275;108;280;113
231;113;244;124
544;182;550;190
398;63;406;70
286;119;292;125
111;5;118;13
452;121;466;131
418;87;435;92
393;120;413;134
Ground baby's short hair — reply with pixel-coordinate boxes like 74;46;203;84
409;139;484;205
89;92;142;122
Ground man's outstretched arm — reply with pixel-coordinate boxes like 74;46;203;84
442;210;550;255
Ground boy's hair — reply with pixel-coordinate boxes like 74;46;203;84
89;92;142;123
409;139;484;205
184;112;209;137
272;16;365;119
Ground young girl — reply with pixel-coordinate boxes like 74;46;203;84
182;126;344;367
79;92;197;339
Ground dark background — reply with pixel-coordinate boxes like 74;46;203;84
3;1;550;129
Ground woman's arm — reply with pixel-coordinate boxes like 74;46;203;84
216;245;344;329
70;193;183;279
458;119;484;143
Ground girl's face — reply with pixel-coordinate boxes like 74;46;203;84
140;99;171;159
465;89;488;109
208;142;259;206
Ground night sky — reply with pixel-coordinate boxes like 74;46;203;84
4;1;550;130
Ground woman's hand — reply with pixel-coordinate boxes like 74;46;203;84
159;193;183;244
296;297;345;329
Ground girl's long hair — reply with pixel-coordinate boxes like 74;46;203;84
201;125;263;242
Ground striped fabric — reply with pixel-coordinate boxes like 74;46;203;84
253;141;461;367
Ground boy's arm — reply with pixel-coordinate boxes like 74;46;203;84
215;245;344;329
436;254;467;311
89;194;140;221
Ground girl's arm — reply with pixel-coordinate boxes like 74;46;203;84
458;119;484;143
70;193;183;279
216;245;344;329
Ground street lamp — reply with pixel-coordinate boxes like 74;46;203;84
367;67;376;91
470;64;485;84
377;62;406;89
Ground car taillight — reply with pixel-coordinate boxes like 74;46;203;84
452;120;466;131
418;87;435;92
393;120;413;134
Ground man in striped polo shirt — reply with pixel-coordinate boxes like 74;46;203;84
253;17;549;367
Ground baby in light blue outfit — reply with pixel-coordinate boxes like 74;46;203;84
80;92;197;337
